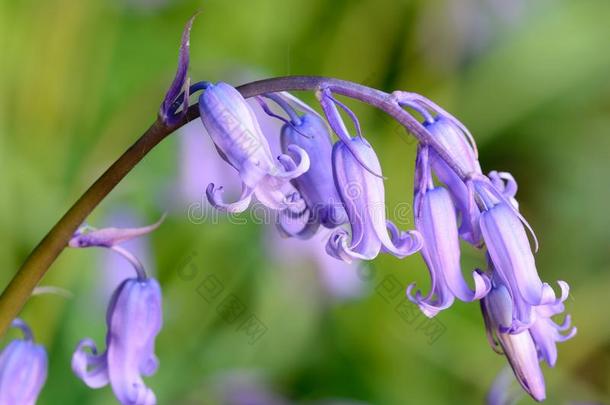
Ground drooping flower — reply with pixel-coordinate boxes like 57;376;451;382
70;220;164;405
274;96;347;238
424;116;484;245
199;82;310;213
72;278;162;405
392;92;483;245
317;88;422;262
481;279;546;402
326;136;422;263
407;145;489;317
474;179;554;332
0;319;48;405
481;271;575;403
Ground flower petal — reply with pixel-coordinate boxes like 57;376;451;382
71;339;110;389
206;183;254;213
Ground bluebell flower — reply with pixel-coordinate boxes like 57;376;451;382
482;271;575;402
481;278;546;402
407;145;490;317
278;110;347;238
326;136;422;262
474;179;559;331
0;319;47;405
424;116;483;245
72;278;162;405
70;220;164;405
392;91;484;245
316;88;422;262
199;83;310;213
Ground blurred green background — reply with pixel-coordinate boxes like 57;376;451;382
1;0;609;404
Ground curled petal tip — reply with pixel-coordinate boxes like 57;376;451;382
276;145;310;179
206;183;253;213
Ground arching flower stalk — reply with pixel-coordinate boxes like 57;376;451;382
0;16;577;405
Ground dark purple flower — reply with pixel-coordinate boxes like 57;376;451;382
326;136;422;262
199;83;310;213
407;145;489;317
72;277;162;405
0;319;47;405
278;111;347;238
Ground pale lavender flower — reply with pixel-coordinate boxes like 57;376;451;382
529;291;577;368
199;82;310;213
425;116;483;245
317;90;422;262
0;319;47;405
481;279;546;402
482;271;576;402
326;136;422;263
70;220;163;405
475;179;556;332
393;92;484;245
72;278;162;405
407;145;489;317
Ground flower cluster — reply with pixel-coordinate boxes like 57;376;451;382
171;80;575;400
159;17;577;402
391;91;576;401
5;16;575;405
